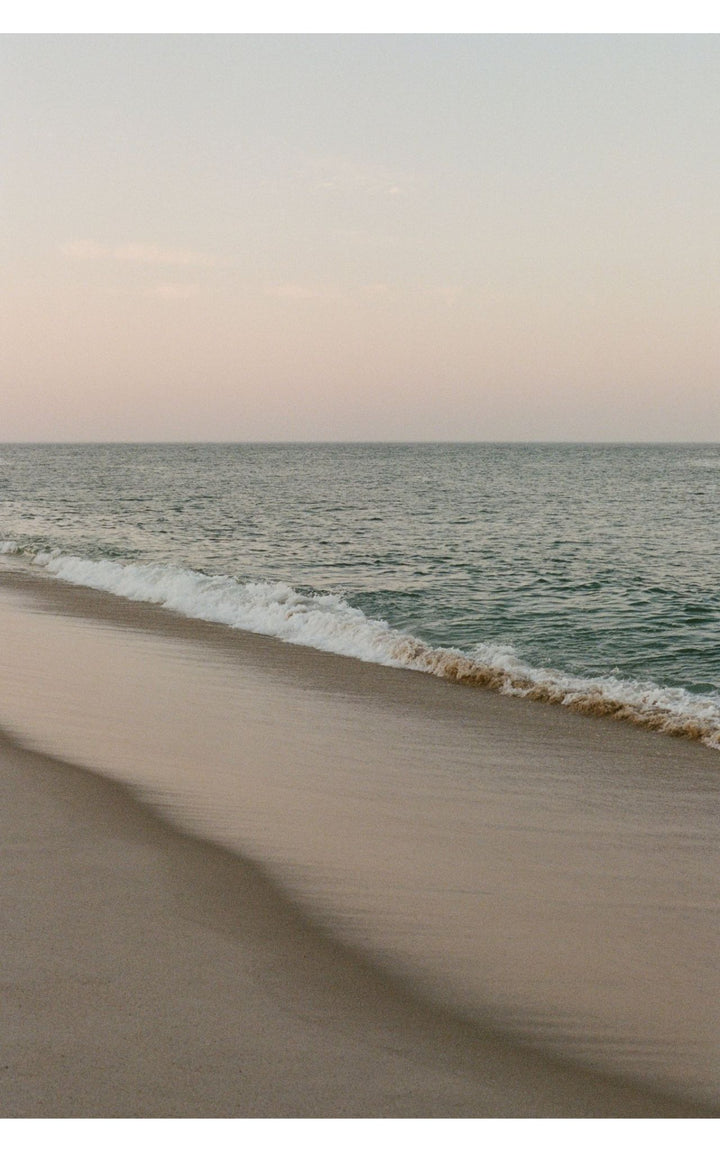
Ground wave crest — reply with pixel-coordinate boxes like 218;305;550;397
4;544;718;752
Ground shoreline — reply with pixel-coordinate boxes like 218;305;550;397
6;547;719;751
1;566;718;1116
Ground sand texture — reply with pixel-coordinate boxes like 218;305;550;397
0;567;717;1117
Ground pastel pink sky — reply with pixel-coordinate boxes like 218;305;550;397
2;35;718;441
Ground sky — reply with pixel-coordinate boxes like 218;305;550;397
1;33;718;441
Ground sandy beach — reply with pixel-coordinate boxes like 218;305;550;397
2;730;708;1119
1;567;717;1117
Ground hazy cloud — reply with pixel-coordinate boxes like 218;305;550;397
359;282;393;299
307;154;407;200
143;282;201;300
60;241;216;267
59;240;108;260
265;282;330;300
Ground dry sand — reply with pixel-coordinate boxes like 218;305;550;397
2;730;710;1119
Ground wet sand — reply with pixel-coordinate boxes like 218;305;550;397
0;567;717;1116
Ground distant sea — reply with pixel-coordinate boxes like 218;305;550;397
1;442;719;748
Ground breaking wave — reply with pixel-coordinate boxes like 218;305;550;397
3;543;720;751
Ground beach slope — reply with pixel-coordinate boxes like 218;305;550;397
1;727;710;1118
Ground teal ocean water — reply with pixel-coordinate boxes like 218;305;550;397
1;442;719;746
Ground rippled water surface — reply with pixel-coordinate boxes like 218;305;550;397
1;442;718;696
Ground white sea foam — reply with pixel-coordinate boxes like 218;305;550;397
0;540;19;554
4;545;718;752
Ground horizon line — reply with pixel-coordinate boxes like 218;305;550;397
1;439;719;448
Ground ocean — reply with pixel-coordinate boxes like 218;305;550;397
1;442;719;745
0;441;718;1109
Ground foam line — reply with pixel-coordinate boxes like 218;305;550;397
3;543;719;751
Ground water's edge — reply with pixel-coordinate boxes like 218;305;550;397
3;545;719;751
1;566;718;1108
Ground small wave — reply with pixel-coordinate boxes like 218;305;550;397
6;546;718;753
0;540;19;554
685;457;720;470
